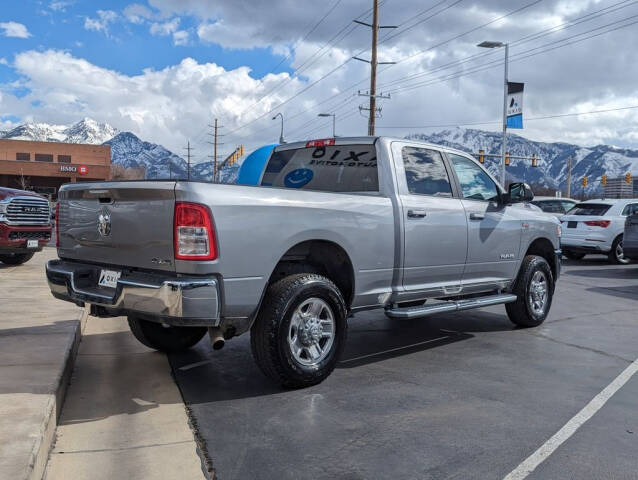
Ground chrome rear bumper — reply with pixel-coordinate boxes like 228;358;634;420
46;259;220;326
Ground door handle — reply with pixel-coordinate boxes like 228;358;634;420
469;213;485;220
407;209;427;218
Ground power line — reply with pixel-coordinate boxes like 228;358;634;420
375;105;638;129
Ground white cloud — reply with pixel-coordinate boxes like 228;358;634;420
123;3;156;24
0;57;8;66
0;21;32;39
150;18;179;36
173;30;189;46
49;1;72;12
84;10;117;34
5;49;301;154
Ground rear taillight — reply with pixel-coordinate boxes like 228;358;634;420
55;202;60;247
174;202;217;261
584;220;611;228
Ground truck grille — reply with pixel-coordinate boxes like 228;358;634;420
5;197;51;226
8;231;51;240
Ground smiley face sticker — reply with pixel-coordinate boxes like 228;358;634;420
284;168;314;188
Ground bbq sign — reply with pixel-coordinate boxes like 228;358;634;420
59;164;89;175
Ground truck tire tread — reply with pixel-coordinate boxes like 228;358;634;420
506;254;554;328
250;273;347;389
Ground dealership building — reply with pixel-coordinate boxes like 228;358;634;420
0;139;111;199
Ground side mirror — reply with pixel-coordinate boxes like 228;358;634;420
506;182;534;204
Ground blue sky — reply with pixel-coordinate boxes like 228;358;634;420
0;0;289;83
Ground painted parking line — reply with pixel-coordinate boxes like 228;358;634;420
503;357;638;480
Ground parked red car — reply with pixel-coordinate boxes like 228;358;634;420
0;187;52;265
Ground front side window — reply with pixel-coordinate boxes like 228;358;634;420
402;147;452;197
449;154;499;201
261;144;378;193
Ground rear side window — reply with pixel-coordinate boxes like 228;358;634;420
402;147;452;197
568;203;611;216
261;144;378;193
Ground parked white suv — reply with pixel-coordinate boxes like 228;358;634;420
531;197;578;218
560;199;638;264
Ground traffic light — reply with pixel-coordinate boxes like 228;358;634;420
601;174;607;186
532;154;537;168
239;145;245;157
478;149;485;164
505;152;510;166
582;176;588;187
626;172;632;184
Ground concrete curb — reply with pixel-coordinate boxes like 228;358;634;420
29;306;88;480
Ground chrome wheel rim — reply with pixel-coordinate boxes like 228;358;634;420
528;271;548;316
288;297;335;366
616;241;629;264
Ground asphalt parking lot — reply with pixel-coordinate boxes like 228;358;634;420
169;258;638;480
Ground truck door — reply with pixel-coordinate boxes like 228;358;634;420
447;153;522;287
393;144;468;294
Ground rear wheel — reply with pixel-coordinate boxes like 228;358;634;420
0;252;35;265
563;251;585;261
506;255;554;328
251;273;347;389
608;235;630;265
127;316;207;352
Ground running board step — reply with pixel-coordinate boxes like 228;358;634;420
385;294;517;319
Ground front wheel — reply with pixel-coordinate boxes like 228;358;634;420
250;273;347;389
608;235;631;265
0;252;35;265
506;255;554;328
127;316;207;352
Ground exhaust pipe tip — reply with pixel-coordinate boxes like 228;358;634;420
208;327;225;350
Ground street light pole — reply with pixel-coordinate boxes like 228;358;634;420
478;41;509;187
501;43;509;188
318;113;336;137
272;113;285;144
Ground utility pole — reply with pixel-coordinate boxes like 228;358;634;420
207;119;223;182
353;0;395;136
184;141;193;181
567;156;572;198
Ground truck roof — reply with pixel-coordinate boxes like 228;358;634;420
274;136;476;160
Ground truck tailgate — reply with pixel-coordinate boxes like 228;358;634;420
57;181;176;272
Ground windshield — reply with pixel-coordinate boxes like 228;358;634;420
260;144;378;193
566;203;612;216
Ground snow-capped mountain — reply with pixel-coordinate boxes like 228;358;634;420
1;118;118;144
105;132;188;179
408;128;638;193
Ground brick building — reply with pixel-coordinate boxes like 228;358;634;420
0;139;111;199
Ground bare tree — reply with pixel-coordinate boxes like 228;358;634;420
16;169;30;191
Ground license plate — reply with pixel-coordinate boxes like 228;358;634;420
27;239;39;248
567;221;577;228
98;269;121;288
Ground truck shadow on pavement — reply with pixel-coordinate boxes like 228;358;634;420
567;267;638;279
169;310;518;403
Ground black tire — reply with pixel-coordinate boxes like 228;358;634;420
563;251;585;261
250;273;347;389
506;255;554;328
127;316;207;352
0;252;35;265
608;235;631;265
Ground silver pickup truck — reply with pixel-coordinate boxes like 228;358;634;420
46;136;562;388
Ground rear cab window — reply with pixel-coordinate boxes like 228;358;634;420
401;147;452;197
568;204;612;216
260;143;378;193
